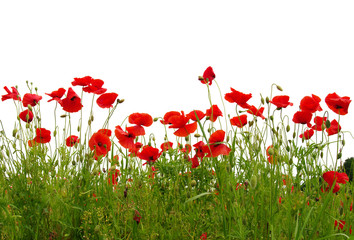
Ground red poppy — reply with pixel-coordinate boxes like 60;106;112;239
1;86;21;101
230;114;247;128
72;76;93;87
247;106;265;120
299;129;314;140
129;113;153;127
28;139;39;147
292;111;312;125
138;145;161;165
160;142;173;151
66;135;79;147
206;105;223;122
311;116;327;131
34;128;51;144
114;125;136;150
46;88;66;104
96;92;118;108
61;87;83;113
179;143;191;154
199;66;215;85
326;119;341;136
98;129;112;137
22;93;42;107
323;171;349;193
270;95;293;108
190;156;200;168
129;142;143;156
202;130;231;157
108;169;121;185
186;110;205;121
19;109;34;123
200;232;207;240
224;88;252;109
193;141;206;159
325;93;351;115
162;111;197;137
266;145;277;164
88;131;111;159
133;210;141;224
83;78;107;94
300;94;322;113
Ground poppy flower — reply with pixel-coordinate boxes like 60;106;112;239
190;156;200;168
114;125;136;150
72;76;93;87
224;88;252;109
1;86;21;101
299;128;314;140
34;128;51;144
128;142;143;156
28;139;39;147
162;111;197;137
292;111;312;125
96;92;118;108
300;94;322;113
129;113;153;127
83;78;107;95
133;210;141;224
311;116;327;131
61;87;83;113
326;119;341;136
22;93;42;107
247;106;265;120
199;66;215;85
266;145;277;164
19;109;34;123
66;135;79;147
193;141;207;159
160;111;181;125
46;88;66;104
200;232;207;240
160;142;173;151
98;129;112;137
202;130;231;157
138;145;161;165
206;105;223;122
325;93;351;116
230;114;247;128
186;110;205;122
270;95;293;109
322;171;349;193
108;169;120;185
89;131;111;159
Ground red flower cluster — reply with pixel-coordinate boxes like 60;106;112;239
322;171;349;193
161;111;197;137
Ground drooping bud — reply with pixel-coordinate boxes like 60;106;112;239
325;120;331;129
286;125;291;132
118;99;125;104
60;114;67;118
194;133;201;138
276;85;283;91
153;117;159;122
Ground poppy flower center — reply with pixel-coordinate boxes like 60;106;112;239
70;96;77;101
98;142;102;147
149;156;155;161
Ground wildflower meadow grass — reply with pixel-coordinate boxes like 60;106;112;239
0;67;353;239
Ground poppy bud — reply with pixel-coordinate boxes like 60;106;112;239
342;140;345;146
226;135;230;142
35;87;38;91
194;133;201;138
12;129;18;138
191;180;197;187
77;126;80;132
276;85;283;91
6;149;10;157
289;158;293;164
250;175;257;189
153;117;159;122
72;160;76;165
266;97;270;104
148;142;151;146
269;116;274;122
118;99;125;104
90;115;94;122
293;132;296;139
286;145;290;152
207;128;212;133
36;116;41;122
267;147;274;156
325;120;331;129
321;123;326;131
60;114;67;118
320;152;323;158
261;96;265;105
88;119;92;126
286;125;291;132
248;121;254;127
27;105;33;111
337;152;342;159
185;136;189;141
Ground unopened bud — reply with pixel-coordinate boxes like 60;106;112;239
248;121;254;127
270;116;274;122
226;135;230;142
286;125;291;132
261;97;265;105
53;130;57;137
185;136;189;142
267;147;274;156
27;105;33;111
36;116;41;122
342;140;345;146
293;132;296;139
153;117;159;122
194;133;201;138
321;123;326;131
118;99;125;104
77;126;80;132
337;152;342;159
325;120;331;129
60;114;67;118
90;115;94;122
266;97;270;104
276;85;283;91
12;129;18;137
286;145;290;152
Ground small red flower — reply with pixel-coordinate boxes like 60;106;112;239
300;94;322;113
129;113;153;127
114;125;136;150
61;87;83;113
96;92;118;108
202;130;231;157
193;141;206;160
66;135;79;147
34;128;51;144
1;86;21;101
200;66;215;85
46;88;66;104
89;131;111;159
247;106;265;120
325;92;351;115
224;88;252;109
19;109;34;123
300;128;314;140
22;93;42;107
326;119;341;136
72;76;93;87
334;220;345;230
83;78;107;94
138;145;161;165
186;110;205;121
160;142;173;151
311;116;327;131
200;232;207;240
206;105;223;122
230;114;247;128
133;210;141;224
292;111;312;125
270;95;293;108
323;171;349;193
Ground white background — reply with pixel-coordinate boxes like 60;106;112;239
1;1;353;165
